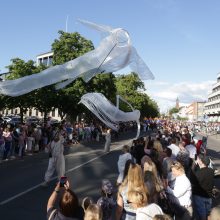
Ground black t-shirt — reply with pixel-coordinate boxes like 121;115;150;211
190;166;214;198
47;207;84;220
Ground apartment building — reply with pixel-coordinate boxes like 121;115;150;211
204;72;220;122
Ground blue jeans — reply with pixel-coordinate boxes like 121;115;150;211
193;195;212;219
3;141;11;160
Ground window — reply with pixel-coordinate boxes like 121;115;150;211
52;109;55;117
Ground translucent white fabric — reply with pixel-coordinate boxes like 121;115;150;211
0;19;154;97
79;93;141;139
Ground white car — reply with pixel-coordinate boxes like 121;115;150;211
2;116;12;123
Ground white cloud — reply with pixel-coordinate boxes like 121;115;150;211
145;80;215;113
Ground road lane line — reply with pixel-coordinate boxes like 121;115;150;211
0;139;132;205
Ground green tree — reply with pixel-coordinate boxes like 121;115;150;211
5;58;38;122
115;72;159;118
169;107;179;115
52;31;94;65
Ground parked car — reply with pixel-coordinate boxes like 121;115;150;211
25;116;40;125
2;116;12;123
8;117;21;126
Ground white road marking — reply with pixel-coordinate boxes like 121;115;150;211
0;139;132;205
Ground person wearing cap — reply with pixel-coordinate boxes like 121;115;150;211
190;154;214;220
97;179;116;220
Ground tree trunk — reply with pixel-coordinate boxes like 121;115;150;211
19;107;24;124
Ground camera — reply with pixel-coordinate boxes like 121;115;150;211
60;176;67;187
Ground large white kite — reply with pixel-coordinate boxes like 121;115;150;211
0;19;154;96
79;93;141;139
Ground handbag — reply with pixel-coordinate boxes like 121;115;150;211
158;191;174;216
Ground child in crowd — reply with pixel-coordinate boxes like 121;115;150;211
97;179;116;220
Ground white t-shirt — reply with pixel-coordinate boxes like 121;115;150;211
136;203;163;220
167;174;192;207
117;152;132;183
185;144;197;159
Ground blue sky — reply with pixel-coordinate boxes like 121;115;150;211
0;0;220;112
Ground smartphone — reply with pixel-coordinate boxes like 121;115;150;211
195;154;197;160
60;176;67;187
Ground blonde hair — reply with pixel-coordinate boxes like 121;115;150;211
171;161;185;173
119;164;147;194
127;189;147;208
153;140;163;153
210;205;220;220
84;204;103;220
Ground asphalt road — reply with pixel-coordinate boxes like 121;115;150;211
0;131;220;220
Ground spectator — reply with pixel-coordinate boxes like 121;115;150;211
191;154;214;220
117;145;132;185
209;205;220;220
97;179;116;220
143;157;163;204
165;161;192;220
162;148;173;180
115;163;147;220
167;138;180;160
153;214;172;220
84;204;103;220
127;189;163;220
47;180;84;220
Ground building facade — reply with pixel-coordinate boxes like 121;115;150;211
204;72;220;122
185;101;205;121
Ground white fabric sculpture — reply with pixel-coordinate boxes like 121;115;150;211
79;93;141;139
0;19;154;97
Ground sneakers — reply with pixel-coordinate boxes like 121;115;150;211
82;197;93;211
41;182;49;187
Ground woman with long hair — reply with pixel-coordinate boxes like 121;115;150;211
142;156;163;204
115;163;147;220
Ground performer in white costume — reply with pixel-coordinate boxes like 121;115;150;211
42;133;65;186
104;128;111;153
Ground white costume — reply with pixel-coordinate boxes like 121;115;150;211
117;152;132;184
104;129;111;152
44;136;65;182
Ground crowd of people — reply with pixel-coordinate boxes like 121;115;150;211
0;116;128;163
44;120;220;220
0;116;220;219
